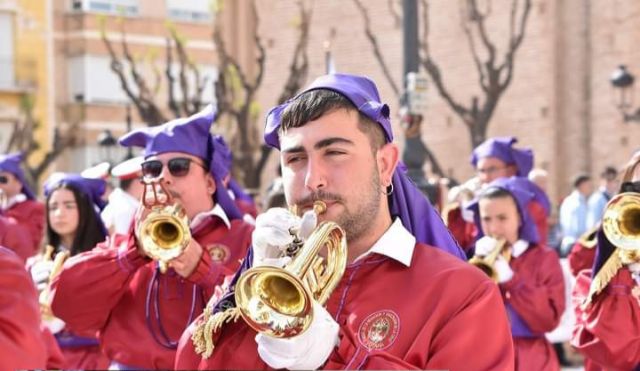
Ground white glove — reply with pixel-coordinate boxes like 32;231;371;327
30;260;55;291
252;207;317;268
627;262;640;286
494;256;514;283
256;300;339;370
474;236;500;257
43;316;66;334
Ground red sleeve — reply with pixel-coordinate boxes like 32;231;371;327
325;280;514;371
41;325;65;369
572;269;640;370
0;216;32;262
444;206;476;253
3;200;45;258
50;233;150;333
568;242;596;277
0;247;48;369
500;248;565;333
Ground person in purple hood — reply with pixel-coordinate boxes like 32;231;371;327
49;105;254;369
0;152;45;261
467;176;565;371
175;73;513;370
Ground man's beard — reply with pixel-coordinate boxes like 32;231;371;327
334;167;382;243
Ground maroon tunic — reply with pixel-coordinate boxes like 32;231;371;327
50;215;253;369
0;199;45;261
175;243;515;370
0;247;48;369
572;269;640;371
568;240;596;277
498;244;565;371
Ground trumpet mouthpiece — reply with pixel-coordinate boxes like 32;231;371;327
313;201;327;215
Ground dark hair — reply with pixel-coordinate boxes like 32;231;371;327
478;186;523;222
279;89;386;152
600;166;618;180
573;174;591;188
120;177;136;191
46;183;107;256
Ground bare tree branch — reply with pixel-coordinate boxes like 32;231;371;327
387;0;402;28
352;0;400;96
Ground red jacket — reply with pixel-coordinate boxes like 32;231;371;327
0;247;49;369
0;199;45;260
50;215;253;369
572;269;640;371
498;244;565;371
176;243;515;370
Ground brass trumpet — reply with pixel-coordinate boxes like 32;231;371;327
602;192;640;263
235;201;347;338
137;178;190;273
469;238;511;282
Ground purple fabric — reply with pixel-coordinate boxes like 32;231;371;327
0;152;35;200
43;172;108;236
504;302;536;338
467;176;540;244
54;332;100;348
118;105;242;220
591;228;616;277
507;176;551;216
470;137;534;177
263;73;465;260
211;135;254;203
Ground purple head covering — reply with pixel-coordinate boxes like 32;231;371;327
0;152;36;200
43;172;108;236
118;105;242;220
470;137;534;177
210;135;255;204
264;73;465;260
508;176;551;216
466;176;540;244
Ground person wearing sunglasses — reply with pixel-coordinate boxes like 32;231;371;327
444;137;551;256
48;105;254;370
0;152;45;261
571;150;640;371
29;173;110;370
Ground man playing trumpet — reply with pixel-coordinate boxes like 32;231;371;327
49;106;254;369
176;73;514;370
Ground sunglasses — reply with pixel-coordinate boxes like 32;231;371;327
0;175;7;184
141;157;208;179
620;181;640;194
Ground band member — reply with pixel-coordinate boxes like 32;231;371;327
572;150;640;371
30;173;110;369
175;73;513;370
101;156;145;235
0;152;45;261
445;137;551;253
468;176;565;371
49;105;254;369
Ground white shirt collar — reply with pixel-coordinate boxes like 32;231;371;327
511;239;530;258
190;203;231;230
354;218;416;267
4;193;27;210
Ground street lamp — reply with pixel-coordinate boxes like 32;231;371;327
97;129;117;163
610;65;640;122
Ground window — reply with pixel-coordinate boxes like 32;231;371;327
0;12;15;89
166;0;212;23
70;0;139;16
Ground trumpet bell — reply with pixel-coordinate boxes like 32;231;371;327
139;204;191;263
235;266;313;337
602;192;640;250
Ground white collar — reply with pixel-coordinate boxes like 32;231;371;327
354;218;416;267
511;239;530;258
190;203;231;230
4;193;27;210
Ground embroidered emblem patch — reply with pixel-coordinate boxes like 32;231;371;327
207;244;230;263
358;310;400;350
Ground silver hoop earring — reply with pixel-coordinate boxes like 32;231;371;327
384;183;394;196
